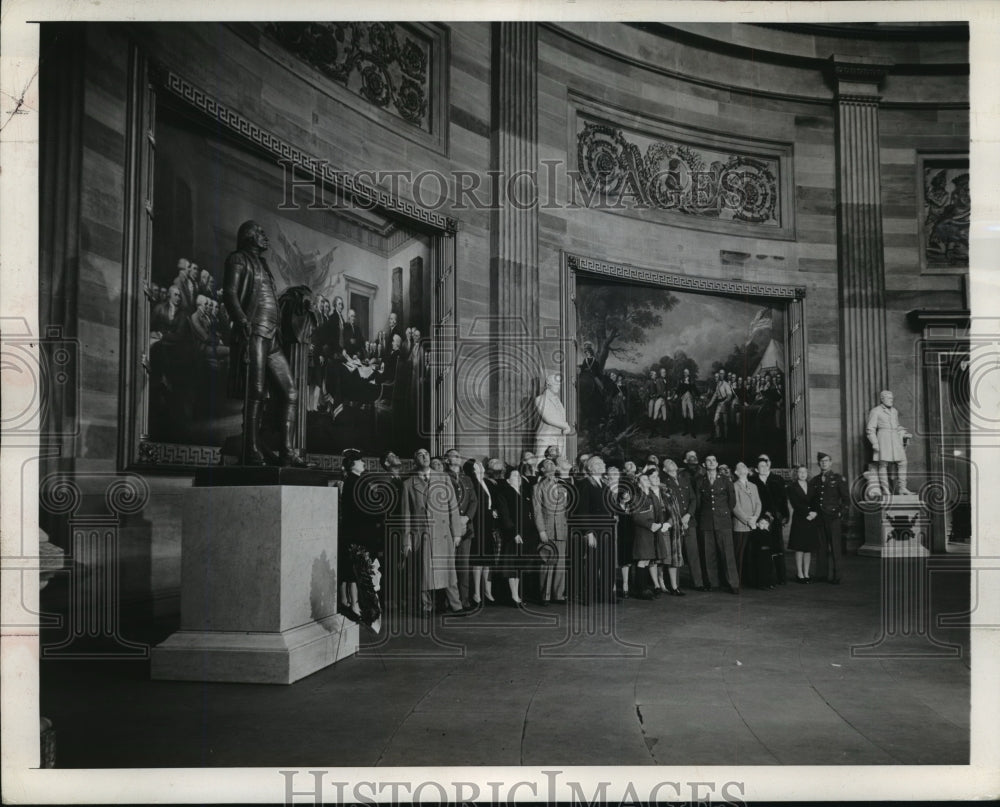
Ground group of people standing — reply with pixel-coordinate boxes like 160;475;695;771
334;443;852;632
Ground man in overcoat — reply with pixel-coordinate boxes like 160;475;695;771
445;448;478;609
751;455;790;584
533;458;570;603
402;448;468;615
573;455;616;605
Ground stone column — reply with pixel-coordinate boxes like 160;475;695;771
490;22;539;461
830;55;892;489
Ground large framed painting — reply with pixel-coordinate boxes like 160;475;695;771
564;254;809;471
918;153;969;272
119;55;457;472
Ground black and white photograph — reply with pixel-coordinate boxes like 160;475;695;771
2;1;998;804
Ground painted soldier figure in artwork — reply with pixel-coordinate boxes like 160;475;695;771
222;220;309;467
865;389;913;495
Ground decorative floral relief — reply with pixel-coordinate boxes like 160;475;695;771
576;119;781;227
264;22;430;130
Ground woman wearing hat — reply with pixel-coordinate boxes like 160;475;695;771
630;468;669;599
464;457;497;605
659;459;689;595
339;449;383;632
495;463;534;606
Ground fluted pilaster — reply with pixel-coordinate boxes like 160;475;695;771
490;22;539;460
831;56;892;484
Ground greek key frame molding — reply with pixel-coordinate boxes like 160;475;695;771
150;63;459;236
565;253;807;299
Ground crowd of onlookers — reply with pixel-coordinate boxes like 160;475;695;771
335;442;852;632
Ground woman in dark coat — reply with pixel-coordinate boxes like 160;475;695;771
630;469;666;599
464;457;497;604
786;463;819;583
656;467;686;596
495;464;532;606
516;460;541;602
605;465;635;599
339;448;382;631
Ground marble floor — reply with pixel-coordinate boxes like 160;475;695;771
40;553;970;767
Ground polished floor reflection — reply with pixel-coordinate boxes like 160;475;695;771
41;553;969;767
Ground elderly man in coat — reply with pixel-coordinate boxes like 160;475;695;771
532;458;570;604
865;389;913;495
402;448;469;616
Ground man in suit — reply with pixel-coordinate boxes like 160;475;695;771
445;448;478;609
379;333;402;386
751;454;790;584
402;448;469;616
533;457;570;604
808;452;850;584
385;310;404;348
694;454;739;593
172;258;198;313
573;455;616;606
678;450;707;590
313;295;347;411
343;308;366;359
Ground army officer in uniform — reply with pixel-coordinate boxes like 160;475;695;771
694;454;740;594
807;452;851;584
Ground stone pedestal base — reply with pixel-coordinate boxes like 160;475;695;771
150;616;357;684
859;494;930;558
151;484;357;684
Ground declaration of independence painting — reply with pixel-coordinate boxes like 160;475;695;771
575;275;790;468
143;97;432;464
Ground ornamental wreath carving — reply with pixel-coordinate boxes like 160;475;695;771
264;22;431;131
575;121;780;226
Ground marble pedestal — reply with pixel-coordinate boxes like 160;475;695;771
151;484;357;684
859;493;931;558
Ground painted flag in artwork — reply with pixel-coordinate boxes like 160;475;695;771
747;307;773;343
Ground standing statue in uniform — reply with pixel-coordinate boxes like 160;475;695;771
865;389;912;495
223;220;309;467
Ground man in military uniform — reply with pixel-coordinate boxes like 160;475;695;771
694;454;739;593
222;220;308;467
808;452;850;584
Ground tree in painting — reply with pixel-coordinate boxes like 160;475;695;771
577;284;679;370
576;282;678;451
